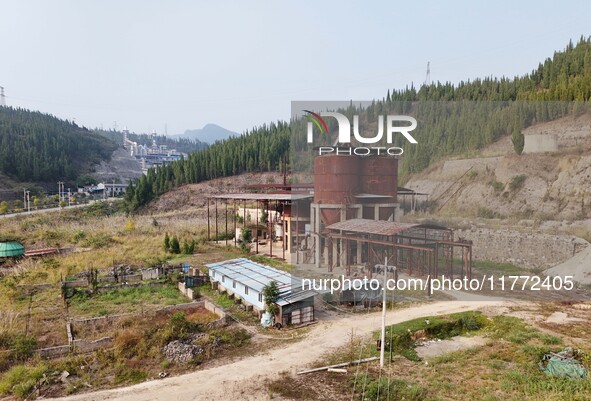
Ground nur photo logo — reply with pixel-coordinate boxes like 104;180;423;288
304;110;418;156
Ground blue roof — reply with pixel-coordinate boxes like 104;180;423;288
206;258;296;294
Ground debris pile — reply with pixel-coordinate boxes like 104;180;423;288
539;347;588;379
163;340;203;364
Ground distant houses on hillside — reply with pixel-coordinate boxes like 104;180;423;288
78;182;128;197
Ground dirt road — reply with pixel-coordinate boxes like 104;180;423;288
53;297;510;401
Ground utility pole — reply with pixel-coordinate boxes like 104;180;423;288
23;189;26;213
68;188;71;207
0;86;5;107
26;190;30;213
57;182;63;203
376;257;396;367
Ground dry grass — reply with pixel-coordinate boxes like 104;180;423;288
267;307;591;401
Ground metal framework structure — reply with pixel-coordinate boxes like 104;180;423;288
207;193;312;260
324;219;472;279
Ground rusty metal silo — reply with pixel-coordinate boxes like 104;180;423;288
360;156;398;220
314;155;360;226
360;157;398;201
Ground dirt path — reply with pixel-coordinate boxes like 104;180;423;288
53;297;511;401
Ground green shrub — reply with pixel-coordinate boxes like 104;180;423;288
12;336;37;361
81;234;115;249
0;363;50;398
156;312;199;345
353;375;426;401
491;180;505;192
113;366;148;384
170;236;181;254
477;207;500;219
509;175;527;191
72;230;87;243
113;331;146;359
380;311;488;361
209;328;251;347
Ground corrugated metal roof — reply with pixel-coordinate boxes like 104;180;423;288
276;289;317;306
0;241;25;258
326;219;418;236
206;258;292;293
206;258;315;305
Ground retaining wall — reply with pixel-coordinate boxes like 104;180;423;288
455;227;588;269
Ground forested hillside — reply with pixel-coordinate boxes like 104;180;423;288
125;36;591;211
124;122;290;210
0;107;117;183
94;129;207;154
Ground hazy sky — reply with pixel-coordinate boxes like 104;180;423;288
0;1;589;135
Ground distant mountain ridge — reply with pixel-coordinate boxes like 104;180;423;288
175;123;238;144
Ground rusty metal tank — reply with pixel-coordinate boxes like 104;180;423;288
359;157;398;201
314;155;360;225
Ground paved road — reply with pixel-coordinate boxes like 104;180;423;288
0;200;118;219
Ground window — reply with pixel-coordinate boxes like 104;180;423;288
212;271;216;278
222;275;225;283
244;285;249;295
232;280;236;289
258;293;263;303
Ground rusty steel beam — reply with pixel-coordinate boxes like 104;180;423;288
327;233;434;252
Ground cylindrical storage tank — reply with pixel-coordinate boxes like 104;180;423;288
0;241;25;258
360;157;398;201
314;155;360;225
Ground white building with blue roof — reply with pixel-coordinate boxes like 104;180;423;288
206;258;315;326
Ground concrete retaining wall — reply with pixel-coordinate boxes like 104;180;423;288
71;313;134;328
142;268;162;280
155;301;204;315
456;227;588;269
72;337;113;353
177;282;197;300
62;280;88;288
523;134;559;153
93;281;166;294
34;345;71;359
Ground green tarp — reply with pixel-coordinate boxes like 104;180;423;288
539;347;588;379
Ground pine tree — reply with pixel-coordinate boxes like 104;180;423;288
182;238;190;254
512;121;524;155
163;232;170;251
170;235;181;254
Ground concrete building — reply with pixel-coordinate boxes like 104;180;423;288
206;258;315;326
79;183;128;197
